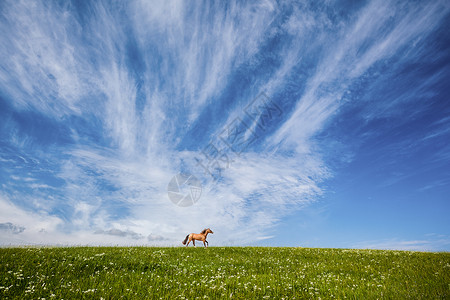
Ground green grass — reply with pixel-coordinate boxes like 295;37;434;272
1;247;449;299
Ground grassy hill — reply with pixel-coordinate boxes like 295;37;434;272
1;247;449;299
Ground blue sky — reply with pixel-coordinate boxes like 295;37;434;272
0;0;449;250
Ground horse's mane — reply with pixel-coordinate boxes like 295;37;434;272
200;228;208;234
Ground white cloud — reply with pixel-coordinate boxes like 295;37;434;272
0;222;25;234
273;0;449;151
0;0;94;117
352;235;450;252
131;0;278;123
0;194;63;244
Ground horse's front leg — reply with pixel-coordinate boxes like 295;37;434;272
205;240;209;248
203;241;207;248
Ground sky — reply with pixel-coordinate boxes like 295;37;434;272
0;0;449;251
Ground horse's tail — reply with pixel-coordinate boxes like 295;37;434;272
182;234;189;245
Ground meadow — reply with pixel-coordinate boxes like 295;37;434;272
1;247;449;299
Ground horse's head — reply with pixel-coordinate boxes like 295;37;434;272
207;228;214;234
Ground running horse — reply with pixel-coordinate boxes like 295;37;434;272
182;228;213;248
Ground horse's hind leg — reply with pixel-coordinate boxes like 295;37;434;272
193;240;196;247
186;237;191;247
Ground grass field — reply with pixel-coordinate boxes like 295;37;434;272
1;247;449;299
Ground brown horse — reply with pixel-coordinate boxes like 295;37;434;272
182;228;213;248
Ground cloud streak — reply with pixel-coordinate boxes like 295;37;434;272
352;235;450;252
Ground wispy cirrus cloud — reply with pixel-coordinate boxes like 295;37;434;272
273;0;449;151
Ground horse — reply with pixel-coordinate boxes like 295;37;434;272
182;228;213;248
